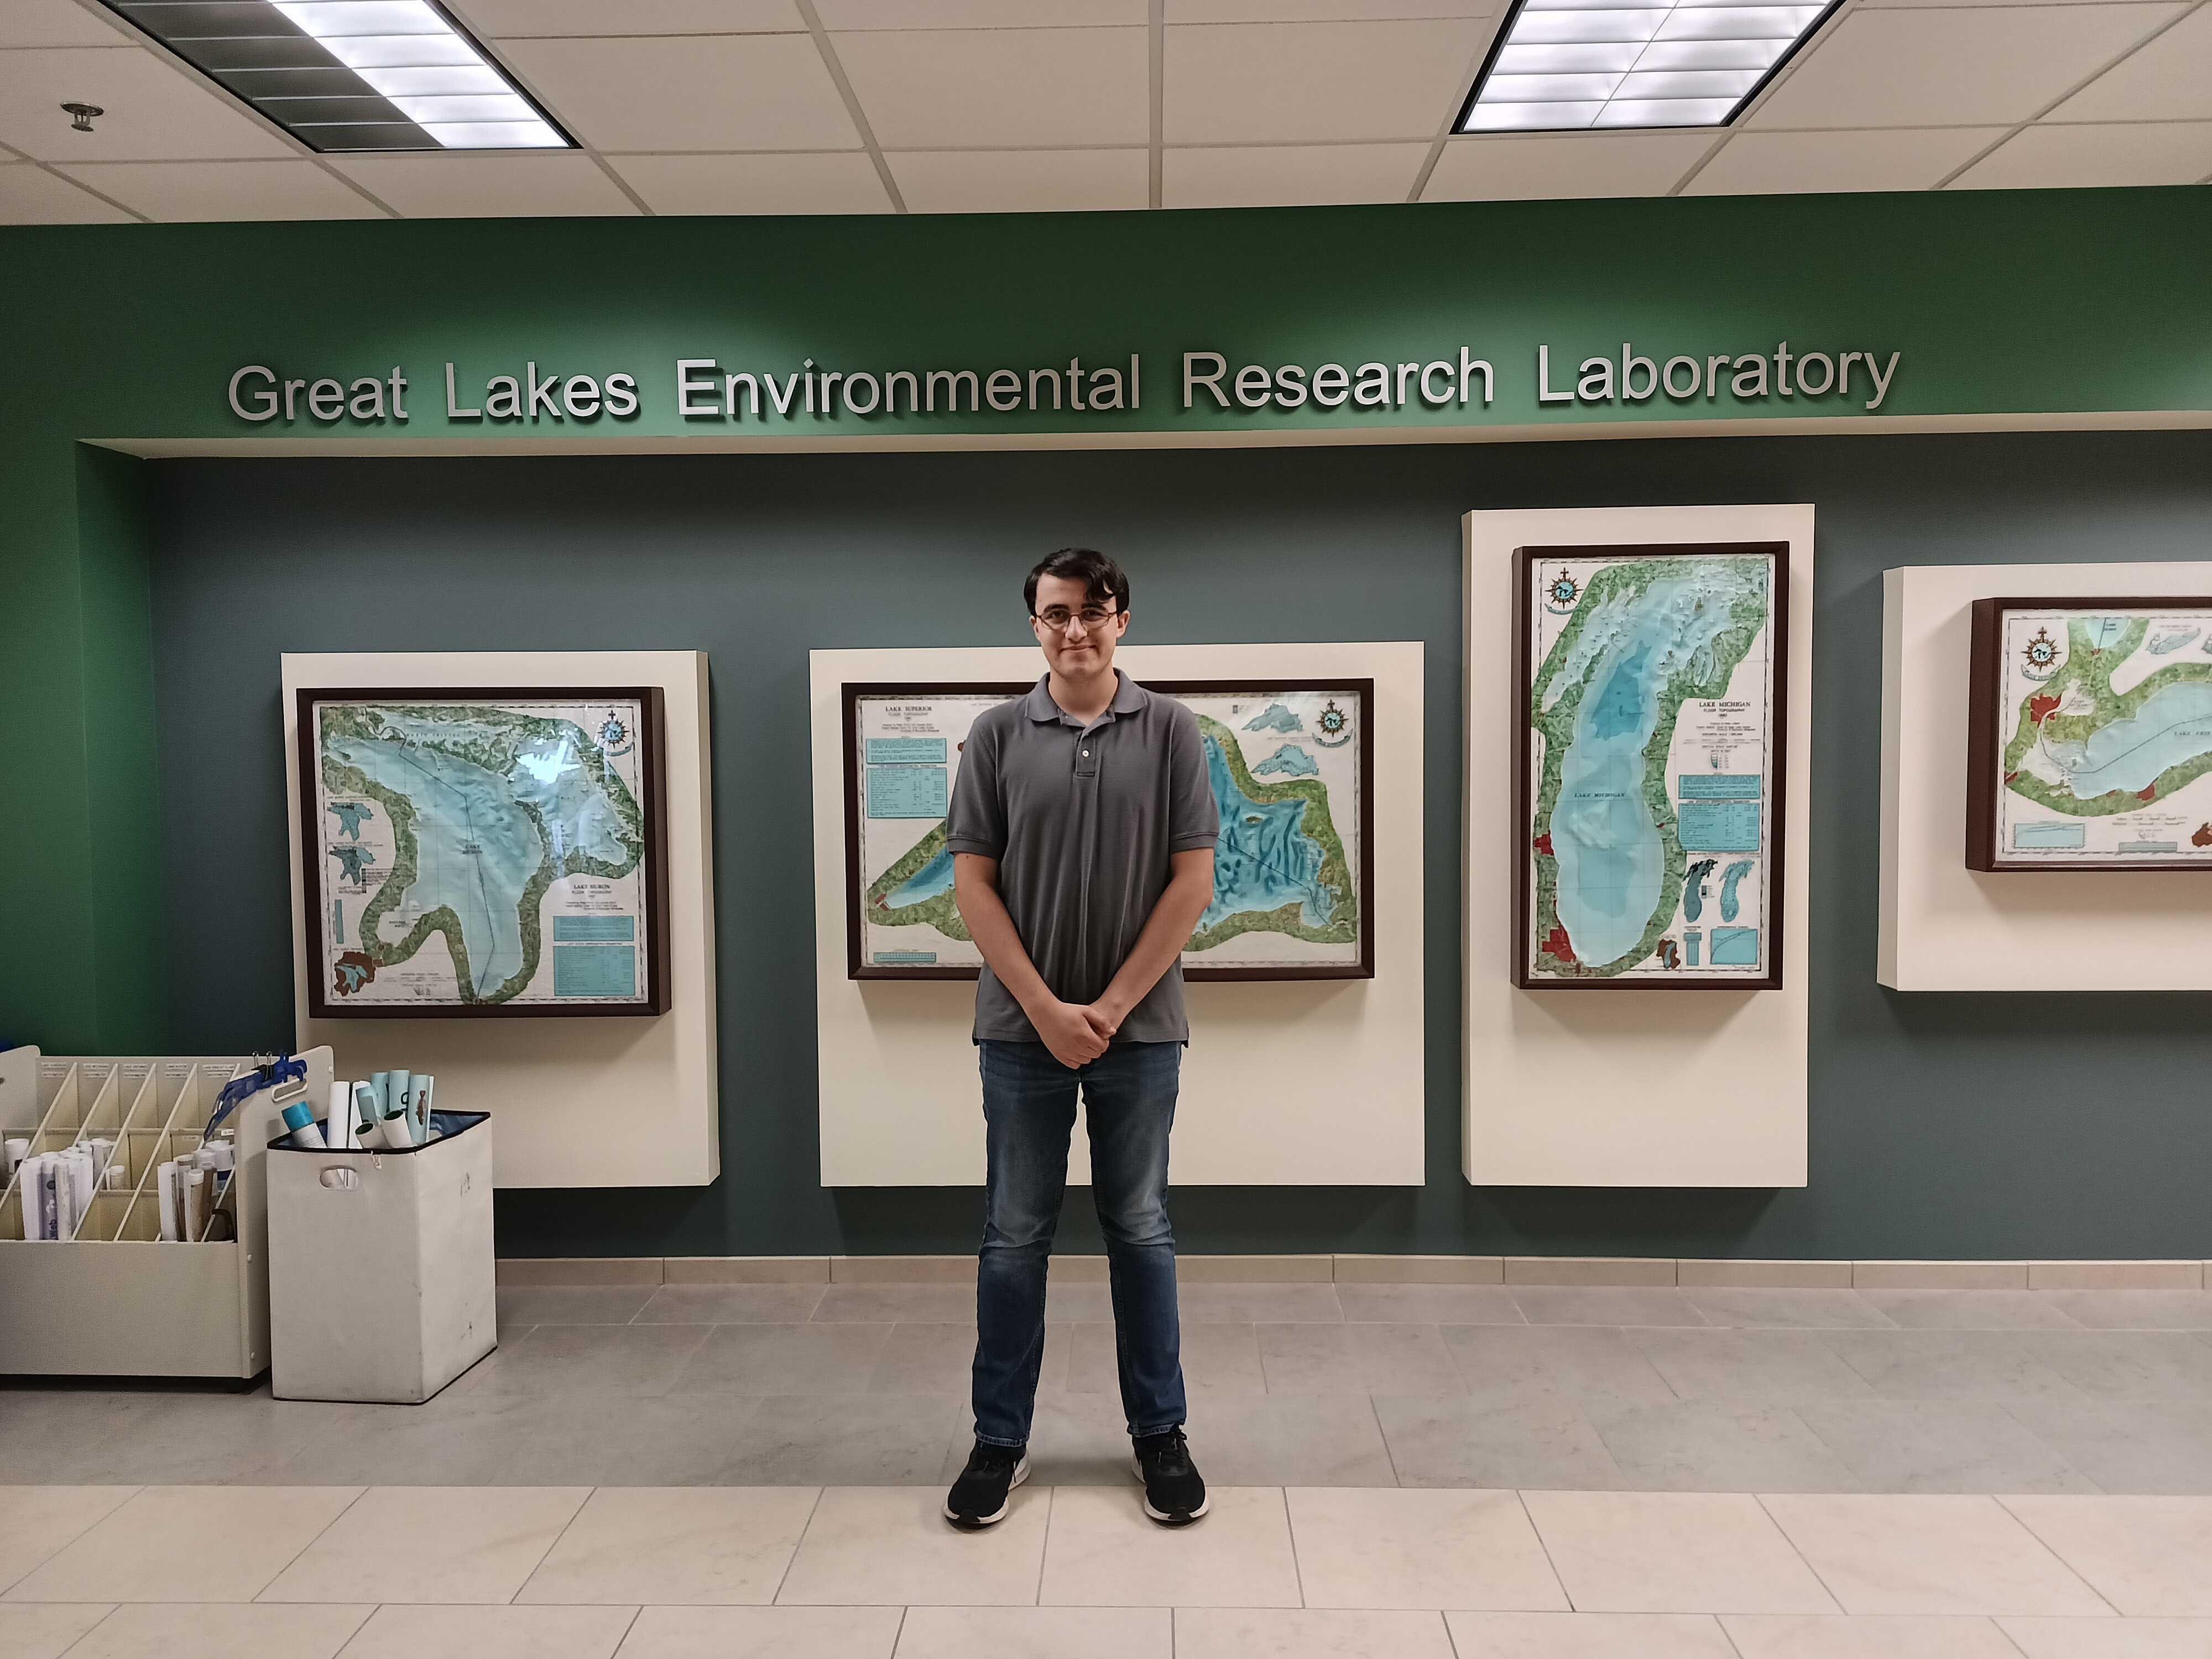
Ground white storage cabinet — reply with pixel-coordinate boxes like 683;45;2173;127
0;1046;333;1378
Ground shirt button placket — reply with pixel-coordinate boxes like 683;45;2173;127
1074;722;1102;994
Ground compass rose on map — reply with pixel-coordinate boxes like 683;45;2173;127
1312;697;1353;748
2020;627;2062;682
1542;569;1581;615
597;711;635;757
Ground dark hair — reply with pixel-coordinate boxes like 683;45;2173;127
1025;547;1129;616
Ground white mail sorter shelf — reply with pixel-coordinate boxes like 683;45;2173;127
0;1046;333;1379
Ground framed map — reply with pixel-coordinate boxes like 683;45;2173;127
1966;598;2212;871
297;687;670;1018
843;679;1373;982
1513;543;1788;990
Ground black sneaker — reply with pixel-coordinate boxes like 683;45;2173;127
944;1439;1029;1529
1131;1427;1208;1525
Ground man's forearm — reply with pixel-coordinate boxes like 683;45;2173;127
1095;859;1214;1024
953;859;1056;1018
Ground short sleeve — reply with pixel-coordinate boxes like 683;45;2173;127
1166;704;1222;852
944;714;1006;858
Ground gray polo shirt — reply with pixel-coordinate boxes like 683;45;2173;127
946;671;1220;1045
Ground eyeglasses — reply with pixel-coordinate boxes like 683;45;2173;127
1032;605;1120;633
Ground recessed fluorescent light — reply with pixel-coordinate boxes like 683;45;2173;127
96;0;572;153
1458;0;1841;133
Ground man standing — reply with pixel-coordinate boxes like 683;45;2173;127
941;548;1219;1530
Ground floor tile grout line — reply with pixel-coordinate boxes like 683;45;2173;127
1987;1493;2126;1618
609;1603;645;1658
336;1604;388;1657
1514;1490;1576;1612
49;1601;123;1659
1272;1486;1308;1610
0;1486;142;1598
1282;1486;1311;1606
1750;1493;1848;1615
1989;1612;2038;1658
1034;1484;1055;1606
1438;1604;1463;1659
1990;1402;2109;1497
769;1486;827;1606
891;1602;909;1655
510;1485;602;1605
1368;1395;1406;1488
249;1484;377;1604
1714;1610;1751;1658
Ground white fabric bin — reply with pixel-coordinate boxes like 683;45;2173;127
267;1110;495;1403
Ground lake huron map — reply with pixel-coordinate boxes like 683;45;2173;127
1990;606;2212;865
1522;549;1780;984
852;683;1364;976
310;696;654;1009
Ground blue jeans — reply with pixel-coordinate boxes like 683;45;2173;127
971;1039;1186;1447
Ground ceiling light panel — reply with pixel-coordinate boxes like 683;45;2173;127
1460;0;1838;132
98;0;571;151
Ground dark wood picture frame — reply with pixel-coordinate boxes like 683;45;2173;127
298;685;672;1019
1511;542;1789;992
843;677;1378;983
1965;596;2212;873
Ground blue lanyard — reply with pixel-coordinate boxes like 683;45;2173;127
206;1055;308;1139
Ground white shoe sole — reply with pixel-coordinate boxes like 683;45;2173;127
1131;1455;1209;1525
944;1454;1029;1528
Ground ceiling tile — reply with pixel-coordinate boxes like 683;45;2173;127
834;28;1148;148
1163;141;1428;205
1858;0;2138;8
817;0;1142;24
1164;20;1493;144
0;161;135;222
608;151;891;213
1951;119;2212;187
1750;6;2185;130
2048;5;2212;123
333;153;639;216
1683;127;2009;194
1171;0;1493;16
1423;131;1709;199
446;0;804;34
0;45;296;161
56;159;385;221
887;147;1149;212
0;0;131;47
499;34;858;150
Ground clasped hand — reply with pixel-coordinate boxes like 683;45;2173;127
1034;998;1123;1069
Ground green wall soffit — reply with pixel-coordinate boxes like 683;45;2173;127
0;188;2207;448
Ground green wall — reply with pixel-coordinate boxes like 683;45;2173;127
3;186;2209;1071
148;431;2212;1261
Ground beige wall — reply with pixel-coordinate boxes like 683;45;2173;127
811;641;1427;1187
1879;562;2212;991
283;651;719;1187
1462;505;1815;1188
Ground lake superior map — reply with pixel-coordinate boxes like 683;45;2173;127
852;682;1364;975
310;696;654;1008
1990;606;2212;865
1522;549;1780;984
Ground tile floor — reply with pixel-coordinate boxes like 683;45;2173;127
9;1284;2212;1493
3;1484;2211;1657
12;1288;2212;1655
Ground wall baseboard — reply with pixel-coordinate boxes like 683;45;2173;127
494;1255;2212;1290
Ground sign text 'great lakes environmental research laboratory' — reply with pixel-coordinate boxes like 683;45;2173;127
225;343;1905;430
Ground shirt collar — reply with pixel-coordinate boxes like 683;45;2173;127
1024;670;1149;725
